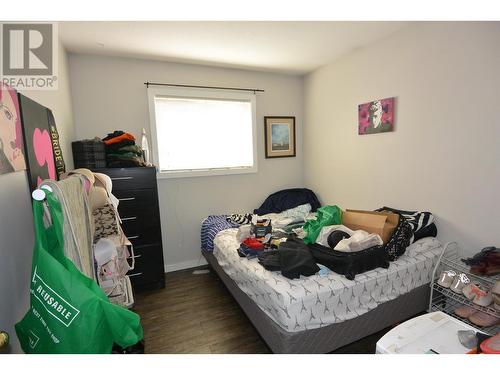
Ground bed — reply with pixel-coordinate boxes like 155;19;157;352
200;189;441;353
202;228;442;353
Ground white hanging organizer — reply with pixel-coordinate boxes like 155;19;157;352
33;184;136;310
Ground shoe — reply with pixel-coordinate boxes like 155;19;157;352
494;294;500;311
480;333;500;354
462;247;500;266
493;281;500;310
463;283;493;307
457;330;477;349
450;273;470;293
463;283;481;300
454;305;479;318
437;270;457;288
472;287;493;307
484;251;500;276
468;311;500;327
463;247;500;276
484;266;500;276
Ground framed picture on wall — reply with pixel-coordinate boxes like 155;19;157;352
358;97;395;135
264;116;296;158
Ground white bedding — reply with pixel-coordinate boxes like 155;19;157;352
213;229;443;332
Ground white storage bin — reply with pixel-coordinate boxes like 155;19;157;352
376;311;481;354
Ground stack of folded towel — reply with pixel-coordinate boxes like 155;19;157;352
102;131;145;167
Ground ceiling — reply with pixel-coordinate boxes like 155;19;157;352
59;21;409;75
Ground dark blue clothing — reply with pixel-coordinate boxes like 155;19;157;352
253;188;321;215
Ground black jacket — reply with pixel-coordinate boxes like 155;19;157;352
258;237;319;279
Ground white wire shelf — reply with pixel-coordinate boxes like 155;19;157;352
432;283;500;319
431;289;499;336
429;242;499;337
439;252;500;286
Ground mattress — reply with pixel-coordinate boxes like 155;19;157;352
213;229;443;333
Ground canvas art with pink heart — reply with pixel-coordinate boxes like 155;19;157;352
358;97;395;135
18;93;65;192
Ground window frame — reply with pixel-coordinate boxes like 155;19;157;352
147;86;258;179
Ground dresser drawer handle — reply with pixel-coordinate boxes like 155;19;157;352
121;216;137;221
111;176;133;180
127;235;140;240
128;272;143;277
119;197;136;201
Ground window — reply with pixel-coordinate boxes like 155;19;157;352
147;86;257;178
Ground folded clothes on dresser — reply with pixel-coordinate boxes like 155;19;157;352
102;130;145;168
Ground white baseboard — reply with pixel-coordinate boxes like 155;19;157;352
164;258;208;273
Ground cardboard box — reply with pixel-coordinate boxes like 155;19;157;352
342;209;398;244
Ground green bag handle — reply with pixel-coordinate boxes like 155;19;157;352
31;191;143;350
32;191;70;268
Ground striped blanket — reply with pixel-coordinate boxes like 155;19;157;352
201;215;240;251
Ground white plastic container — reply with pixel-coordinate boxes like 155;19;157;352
376;311;481;354
141;128;149;163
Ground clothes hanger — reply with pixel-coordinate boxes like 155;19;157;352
32;185;55;226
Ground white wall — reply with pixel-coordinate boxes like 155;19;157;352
304;22;500;254
68;54;304;271
22;40;75;170
0;40;74;353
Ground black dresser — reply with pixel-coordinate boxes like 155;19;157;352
95;167;165;291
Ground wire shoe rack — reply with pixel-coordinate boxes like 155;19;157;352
429;242;500;336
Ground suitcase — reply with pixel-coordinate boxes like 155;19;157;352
308;213;412;280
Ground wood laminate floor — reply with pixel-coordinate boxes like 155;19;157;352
133;267;392;354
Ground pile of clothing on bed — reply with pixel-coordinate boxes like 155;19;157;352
201;188;320;252
201;188;438;281
102;130;145;168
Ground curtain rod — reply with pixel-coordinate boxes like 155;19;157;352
144;81;264;93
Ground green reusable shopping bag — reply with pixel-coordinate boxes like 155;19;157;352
302;205;342;245
15;191;143;353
